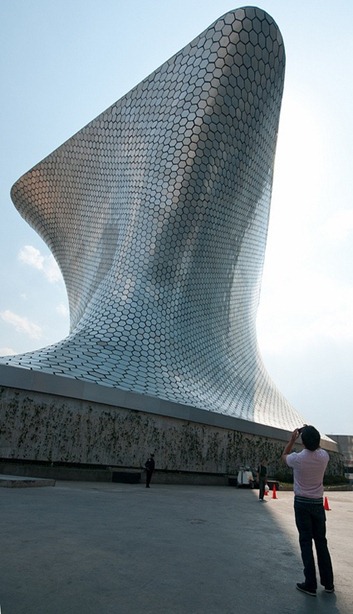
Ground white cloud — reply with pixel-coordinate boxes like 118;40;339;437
0;310;43;340
257;270;353;355
18;245;62;283
0;347;17;356
44;255;63;283
18;245;44;269
273;95;326;218
56;303;69;317
317;209;353;244
258;94;353;357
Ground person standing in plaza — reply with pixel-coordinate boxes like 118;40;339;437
282;425;334;596
145;453;155;488
257;459;268;501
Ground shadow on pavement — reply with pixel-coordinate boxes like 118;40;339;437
0;483;351;613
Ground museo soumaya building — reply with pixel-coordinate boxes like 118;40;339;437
0;7;337;475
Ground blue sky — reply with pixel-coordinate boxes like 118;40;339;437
1;0;352;435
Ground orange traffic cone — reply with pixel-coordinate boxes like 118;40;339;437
272;484;277;499
324;496;331;511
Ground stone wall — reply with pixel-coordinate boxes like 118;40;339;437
0;386;345;479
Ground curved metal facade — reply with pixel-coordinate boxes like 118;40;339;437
2;7;306;430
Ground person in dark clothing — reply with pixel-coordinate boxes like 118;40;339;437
257;459;268;501
145;454;155;488
282;425;334;596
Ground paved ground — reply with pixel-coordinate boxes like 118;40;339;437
0;481;352;613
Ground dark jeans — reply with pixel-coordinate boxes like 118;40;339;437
259;477;266;499
146;470;153;487
294;497;334;590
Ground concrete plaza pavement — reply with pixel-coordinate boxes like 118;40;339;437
0;481;352;614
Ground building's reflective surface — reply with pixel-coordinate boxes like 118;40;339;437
2;7;306;430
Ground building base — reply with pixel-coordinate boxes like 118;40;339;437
0;366;342;480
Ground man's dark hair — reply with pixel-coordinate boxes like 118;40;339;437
301;425;320;451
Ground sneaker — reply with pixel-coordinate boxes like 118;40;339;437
324;586;335;593
296;583;316;596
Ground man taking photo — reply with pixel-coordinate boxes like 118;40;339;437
282;425;334;596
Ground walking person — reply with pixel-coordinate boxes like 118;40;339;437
257;459;268;501
282;425;334;596
145;453;155;488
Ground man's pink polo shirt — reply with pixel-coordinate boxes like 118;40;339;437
286;448;329;498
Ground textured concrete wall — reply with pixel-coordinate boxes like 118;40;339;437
0;386;344;478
